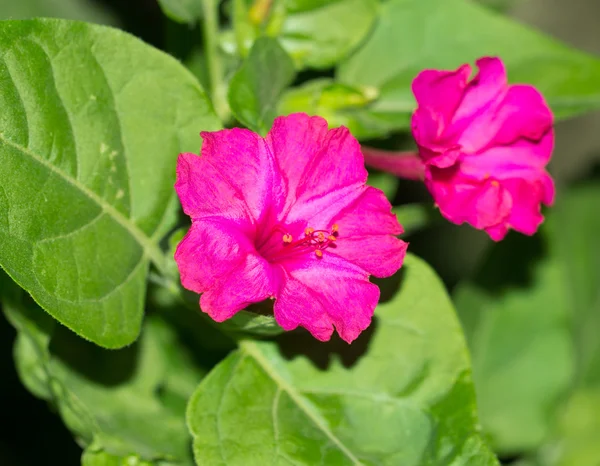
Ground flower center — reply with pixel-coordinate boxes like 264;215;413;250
282;225;339;258
257;224;339;263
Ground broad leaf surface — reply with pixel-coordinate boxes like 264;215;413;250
1;275;202;465
337;0;600;138
228;37;295;134
157;0;203;24
455;236;574;453
188;254;499;465
547;184;600;387
0;0;116;24
0;19;220;347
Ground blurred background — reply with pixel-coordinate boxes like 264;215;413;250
0;0;598;464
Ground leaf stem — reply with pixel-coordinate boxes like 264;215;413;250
202;0;229;121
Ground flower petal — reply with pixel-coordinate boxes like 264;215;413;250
330;187;407;277
268;114;369;225
176;152;252;225
200;128;286;224
274;256;379;343
458;84;553;153
426;167;512;230
412;64;471;129
174;218;255;294
200;253;276;322
452;57;507;125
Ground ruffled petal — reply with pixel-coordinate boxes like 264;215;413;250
412;64;471;130
426;167;512;230
174;218;255;294
460;134;554;180
176;152;252;226
458;84;553;153
200;128;286;224
274;256;379;343
329;187;407;277
200;253;276;322
503;178;546;236
266;113;330;212
452;57;507;125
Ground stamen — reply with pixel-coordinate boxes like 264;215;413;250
280;224;340;259
490;180;500;188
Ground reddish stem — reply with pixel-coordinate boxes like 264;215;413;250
362;147;425;181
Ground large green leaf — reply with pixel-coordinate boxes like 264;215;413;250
454;236;574;454
2;275;204;465
547;184;600;388
0;19;220;348
0;0;116;24
187;254;498;465
228;37;295;134
337;0;600;138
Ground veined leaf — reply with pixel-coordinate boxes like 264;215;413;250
0;19;220;348
187;254;499;465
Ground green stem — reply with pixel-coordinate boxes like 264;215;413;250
202;0;229;121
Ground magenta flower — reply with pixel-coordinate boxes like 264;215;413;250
412;57;554;240
174;113;407;343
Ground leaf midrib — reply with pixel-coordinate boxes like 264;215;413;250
240;341;364;466
0;134;166;273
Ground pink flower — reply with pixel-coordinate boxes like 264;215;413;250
412;57;554;240
174;113;407;343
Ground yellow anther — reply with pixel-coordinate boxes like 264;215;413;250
317;232;325;242
328;235;336;242
331;224;339;233
315;250;323;258
490;180;500;188
304;227;314;236
282;233;293;243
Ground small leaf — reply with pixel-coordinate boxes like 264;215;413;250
2;277;202;465
279;0;379;69
157;0;203;24
0;19;220;348
279;78;390;139
187;254;499;465
228;36;295;134
338;0;600;137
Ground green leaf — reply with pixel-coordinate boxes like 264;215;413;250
546;184;600;388
0;0;117;24
0;19;220;348
337;0;600;138
232;0;378;70
2;277;203;465
544;389;600;466
228;36;295;134
187;254;499;465
454;235;574;454
279;0;379;69
279;78;391;139
157;0;203;24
